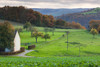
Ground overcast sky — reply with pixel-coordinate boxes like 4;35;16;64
0;0;99;8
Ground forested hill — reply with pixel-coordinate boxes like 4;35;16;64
0;6;55;27
56;8;100;28
0;6;86;29
33;8;89;16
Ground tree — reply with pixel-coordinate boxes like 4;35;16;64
55;19;66;27
89;20;100;30
42;34;50;41
42;15;50;27
97;25;100;33
15;28;23;35
23;22;31;31
90;28;98;39
0;21;15;51
31;27;38;37
32;32;43;43
48;15;55;27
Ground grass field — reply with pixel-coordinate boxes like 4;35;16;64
0;19;100;66
19;28;100;57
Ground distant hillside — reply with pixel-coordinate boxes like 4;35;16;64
56;8;100;28
33;8;89;16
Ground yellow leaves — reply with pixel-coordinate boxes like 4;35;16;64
90;28;98;35
97;25;100;31
32;32;43;37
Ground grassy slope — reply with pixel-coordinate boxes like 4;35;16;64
82;8;100;15
24;29;100;57
0;19;23;28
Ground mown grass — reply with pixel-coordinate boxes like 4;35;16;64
23;29;100;57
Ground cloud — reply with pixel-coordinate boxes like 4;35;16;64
0;0;100;8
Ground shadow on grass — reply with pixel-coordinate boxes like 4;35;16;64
69;42;86;47
83;51;100;55
69;42;80;45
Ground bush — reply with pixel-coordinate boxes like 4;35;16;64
28;45;35;50
20;47;25;52
15;28;23;33
0;47;25;55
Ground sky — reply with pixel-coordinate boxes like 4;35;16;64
0;0;100;8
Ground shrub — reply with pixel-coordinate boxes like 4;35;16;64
20;47;25;52
42;34;50;41
28;45;35;50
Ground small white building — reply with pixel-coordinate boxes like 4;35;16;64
5;31;21;52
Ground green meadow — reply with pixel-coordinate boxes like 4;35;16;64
0;20;100;66
19;28;100;57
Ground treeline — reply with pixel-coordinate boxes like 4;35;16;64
0;6;54;27
55;19;86;29
89;20;100;33
0;6;85;29
56;8;100;28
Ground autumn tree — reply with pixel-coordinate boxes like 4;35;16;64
0;21;15;52
42;15;50;27
31;29;43;43
97;25;100;33
48;15;55;27
31;27;38;37
42;34;50;41
34;11;42;26
90;28;98;39
89;20;100;30
55;19;66;27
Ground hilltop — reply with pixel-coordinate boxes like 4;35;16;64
33;8;89;16
56;8;100;28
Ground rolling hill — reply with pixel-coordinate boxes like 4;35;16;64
33;8;89;16
56;8;100;28
0;19;23;26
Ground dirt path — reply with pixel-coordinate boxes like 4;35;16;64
13;50;34;57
